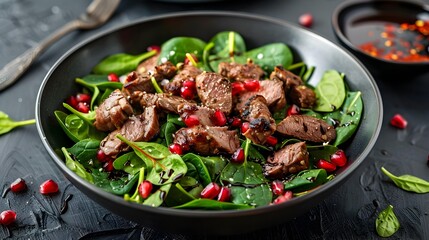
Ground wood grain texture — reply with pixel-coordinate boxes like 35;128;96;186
1;0;429;239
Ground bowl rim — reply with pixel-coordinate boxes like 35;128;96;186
35;10;383;218
331;0;429;66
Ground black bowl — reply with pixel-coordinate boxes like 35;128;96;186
332;0;429;72
35;11;382;235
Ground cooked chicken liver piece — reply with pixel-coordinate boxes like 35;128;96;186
218;61;265;81
94;89;134;132
264;142;309;178
235;79;286;112
276;115;336;143
173;125;240;155
100;106;160;156
240;95;276;145
196;72;233;115
164;64;202;95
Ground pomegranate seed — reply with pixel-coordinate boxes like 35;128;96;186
200;182;221;199
243;79;260;91
217;186;231;202
330;149;347;167
184;53;198;65
299;13;313;28
76;102;89;113
169;143;183;155
229;117;242;128
0;210;16;225
316;159;337;172
287;104;301;116
265;135;278;147
76;93;91;104
213;110;227;126
184;115;200;127
272;191;293;204
182;80;196;90
241;122;250;134
390;114;407;129
271;180;284;196
107;73;119;82
147;45;161;53
180;86;195;100
231;148;245;164
138;180;153;199
231;82;245;95
103;160;114;172
66;95;78;108
39;179;59;195
96;149;110;162
10;178;27;193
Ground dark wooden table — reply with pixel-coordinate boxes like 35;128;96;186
1;0;429;239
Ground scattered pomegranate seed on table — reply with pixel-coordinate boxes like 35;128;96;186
0;210;16;225
10;178;27;193
39;179;59;195
200;182;221;199
299;13;313;28
390;114;408;129
138;180;153;199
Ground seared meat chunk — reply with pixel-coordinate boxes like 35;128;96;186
218;61;265;81
131;91;193;114
235;79;286;112
178;103;216;126
196;72;233;115
240;95;276;145
270;65;303;93
289;85;316;108
123;71;155;95
276;115;336;143
136;54;159;75
264;142;309;178
173;125;240;155
151;61;177;81
94;89;133;132
164;64;202;95
100;106;160;156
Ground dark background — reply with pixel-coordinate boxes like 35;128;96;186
1;0;429;239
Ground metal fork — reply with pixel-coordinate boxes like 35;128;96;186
0;0;121;91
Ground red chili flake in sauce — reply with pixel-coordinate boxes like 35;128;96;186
358;20;429;62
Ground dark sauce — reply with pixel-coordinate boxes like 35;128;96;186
60;194;73;214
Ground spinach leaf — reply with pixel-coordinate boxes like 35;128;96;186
159;121;177;146
164;183;196;207
159;37;207;65
200;156;228;180
54;111;80;142
0;111;35;136
76;75;123;109
92;171;139;196
376;205;400;237
55;111;105;142
314;70;346;112
173;198;253;210
63;102;96;125
143;184;172;207
67;139;101;169
61;147;94;183
220;161;267;185
113;152;145;175
93;50;157;76
381;167;429;193
167;113;186;127
145;154;187;186
230;184;272;207
284;169;328;192
208;31;246;58
327;91;363;146
307;145;338;164
182;153;212;186
244;43;293;73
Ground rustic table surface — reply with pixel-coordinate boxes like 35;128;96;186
1;0;429;239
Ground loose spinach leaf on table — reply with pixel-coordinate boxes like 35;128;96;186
381;167;429;193
0;111;35;136
314;70;346;112
376;205;400;237
93;50;157;76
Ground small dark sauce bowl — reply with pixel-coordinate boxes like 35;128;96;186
332;0;429;73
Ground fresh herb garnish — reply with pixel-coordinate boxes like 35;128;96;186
0;111;35;136
381;167;429;193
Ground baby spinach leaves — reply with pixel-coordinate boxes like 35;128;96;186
62;147;94;183
381;167;429;193
173;198;253;210
0;111;35;136
76;75;123;110
314;70;346;112
159;37;207;65
283;169;328;192
93;50;157;76
54;111;105;142
376;205;400;237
